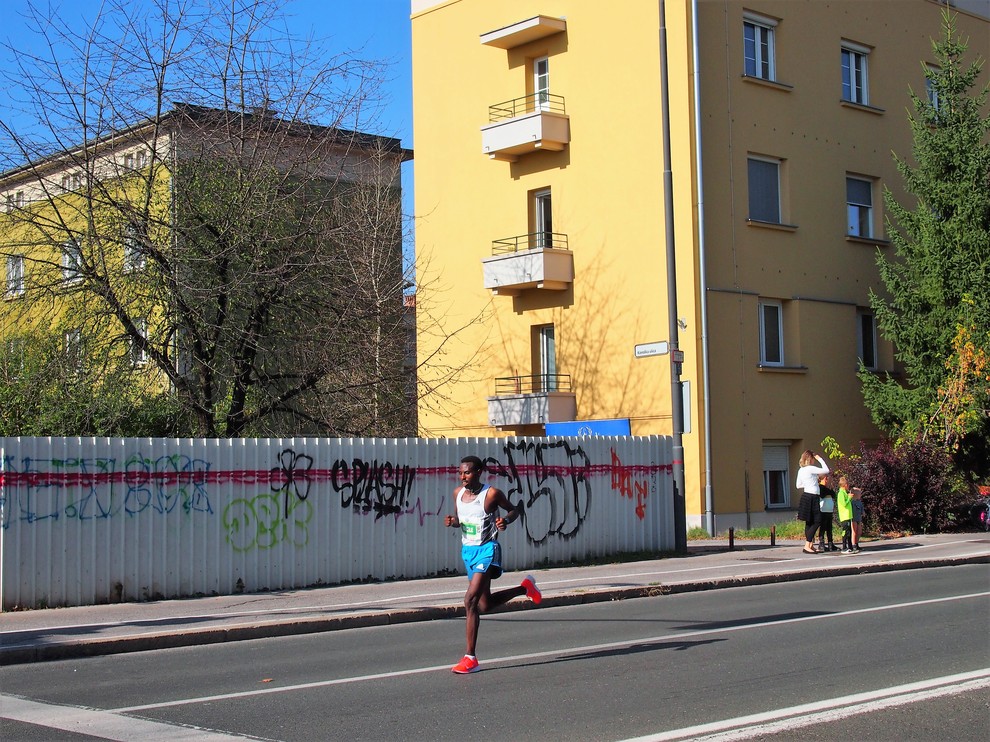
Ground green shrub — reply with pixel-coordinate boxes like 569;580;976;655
830;439;964;534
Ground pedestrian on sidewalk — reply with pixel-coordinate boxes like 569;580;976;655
837;476;855;553
444;455;542;674
796;450;829;554
850;482;865;552
818;476;838;552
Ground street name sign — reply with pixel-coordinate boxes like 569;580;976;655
634;341;669;358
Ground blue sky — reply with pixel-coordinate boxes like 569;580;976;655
0;0;414;145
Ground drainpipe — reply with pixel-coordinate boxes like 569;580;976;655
659;0;687;552
691;0;715;536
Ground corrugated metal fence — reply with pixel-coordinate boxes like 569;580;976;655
0;435;673;610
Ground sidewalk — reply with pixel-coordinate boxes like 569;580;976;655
2;532;987;665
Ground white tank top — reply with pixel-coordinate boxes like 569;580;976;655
456;484;498;546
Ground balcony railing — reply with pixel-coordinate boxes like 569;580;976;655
494;374;572;395
489;93;566;122
491;232;569;255
482;92;569;161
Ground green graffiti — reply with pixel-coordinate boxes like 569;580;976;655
222;492;313;553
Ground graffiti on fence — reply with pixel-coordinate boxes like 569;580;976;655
330;457;417;520
0;453;213;527
222;492;313;552
486;439;592;545
610;448;648;520
123;453;214;516
1;442;666;543
270;448;313;519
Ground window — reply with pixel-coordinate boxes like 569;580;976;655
535;324;557;391
5;338;26;378
6;190;24;211
64;329;83;371
846;177;873;237
841;42;870;104
6;255;24;297
130;317;148;366
743;13;776;81
71;173;82;190
136;150;148;168
925;66;941;111
61;174;71;192
763;444;791;508
124;153;135;169
533;56;550;111
173;328;193;377
748;156;781;223
759;300;783;366
61;239;83;285
858;311;877;370
533;188;553;248
123;225;146;272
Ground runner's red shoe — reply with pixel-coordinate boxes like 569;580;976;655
451;655;480;674
521;575;542;605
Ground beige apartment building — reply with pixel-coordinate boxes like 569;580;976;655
410;0;989;532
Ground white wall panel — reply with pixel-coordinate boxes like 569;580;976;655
0;435;673;609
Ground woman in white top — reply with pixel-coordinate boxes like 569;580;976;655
795;450;829;553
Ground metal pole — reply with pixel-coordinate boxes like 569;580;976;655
660;0;687;552
689;0;715;538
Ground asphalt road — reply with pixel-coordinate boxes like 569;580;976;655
1;565;988;742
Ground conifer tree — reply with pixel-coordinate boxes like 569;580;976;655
862;11;990;462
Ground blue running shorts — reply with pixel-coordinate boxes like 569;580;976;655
461;541;502;579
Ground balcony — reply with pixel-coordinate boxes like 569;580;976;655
480;16;566;50
482;232;573;296
487;374;577;429
481;93;569;162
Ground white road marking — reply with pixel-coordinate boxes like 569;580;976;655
110;590;989;713
0;694;266;741
617;669;990;741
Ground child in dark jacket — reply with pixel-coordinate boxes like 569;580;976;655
818;476;838;552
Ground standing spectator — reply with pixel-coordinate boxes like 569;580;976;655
850;483;865;552
817;476;838;552
796;450;829;554
837;476;854;553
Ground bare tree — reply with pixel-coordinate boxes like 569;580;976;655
0;0;426;437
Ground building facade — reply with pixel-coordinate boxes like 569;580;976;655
410;0;989;532
1;105;415;437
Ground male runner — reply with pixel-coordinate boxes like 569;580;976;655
444;455;542;674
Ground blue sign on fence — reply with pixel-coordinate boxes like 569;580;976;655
545;418;631;437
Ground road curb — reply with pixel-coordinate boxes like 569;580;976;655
1;554;985;666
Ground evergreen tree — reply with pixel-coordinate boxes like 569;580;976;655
862;11;990;462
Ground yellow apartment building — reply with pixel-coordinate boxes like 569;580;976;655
1;104;414;436
411;0;990;533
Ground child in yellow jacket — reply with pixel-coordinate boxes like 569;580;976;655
836;476;863;554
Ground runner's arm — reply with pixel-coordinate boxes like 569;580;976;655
488;488;521;529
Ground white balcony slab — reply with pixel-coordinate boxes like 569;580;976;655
488;392;577;428
481;111;569;162
480;16;566;49
482;247;573;296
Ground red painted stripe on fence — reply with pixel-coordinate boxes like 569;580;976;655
0;462;672;488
